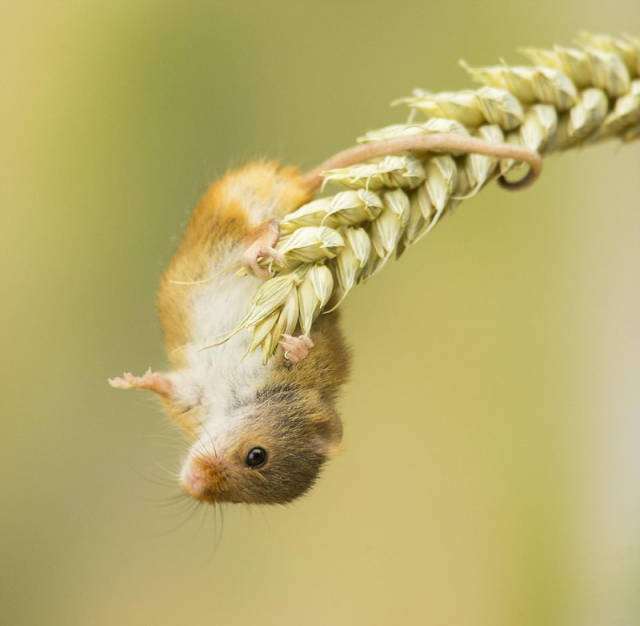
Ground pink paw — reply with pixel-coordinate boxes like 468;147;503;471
241;243;285;278
279;334;314;363
108;368;172;396
241;220;284;278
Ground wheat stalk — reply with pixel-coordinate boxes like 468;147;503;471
227;33;640;363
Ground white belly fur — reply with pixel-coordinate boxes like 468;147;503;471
183;250;270;440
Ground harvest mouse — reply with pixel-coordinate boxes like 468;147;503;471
109;136;541;505
110;162;351;504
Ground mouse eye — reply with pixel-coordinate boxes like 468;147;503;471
245;446;267;469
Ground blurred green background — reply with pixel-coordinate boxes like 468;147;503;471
2;1;640;625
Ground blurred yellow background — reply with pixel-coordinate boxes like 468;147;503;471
2;2;640;625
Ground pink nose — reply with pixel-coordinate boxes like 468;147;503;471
182;466;208;498
181;455;226;500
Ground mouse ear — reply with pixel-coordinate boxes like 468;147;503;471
311;406;343;456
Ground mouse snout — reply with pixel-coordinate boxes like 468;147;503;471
180;453;228;501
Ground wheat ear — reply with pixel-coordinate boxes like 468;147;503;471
223;33;640;363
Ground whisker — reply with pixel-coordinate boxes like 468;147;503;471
154;461;183;480
158;498;202;535
216;504;225;549
200;425;219;458
202;502;225;560
145;491;190;507
131;465;178;489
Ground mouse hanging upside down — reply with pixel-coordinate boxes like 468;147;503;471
109;135;541;505
110;162;350;504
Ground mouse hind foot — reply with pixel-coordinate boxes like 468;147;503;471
279;334;314;363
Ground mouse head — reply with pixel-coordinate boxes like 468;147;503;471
180;387;343;504
109;314;350;505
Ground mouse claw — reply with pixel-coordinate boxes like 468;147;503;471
108;368;172;396
241;244;285;278
241;219;284;278
279;334;314;363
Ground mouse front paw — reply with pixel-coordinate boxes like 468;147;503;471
108;368;172;396
279;334;314;363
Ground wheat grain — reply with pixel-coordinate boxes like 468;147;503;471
228;33;640;362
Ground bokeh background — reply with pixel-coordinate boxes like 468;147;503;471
2;1;640;625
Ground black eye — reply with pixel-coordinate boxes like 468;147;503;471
245;446;267;469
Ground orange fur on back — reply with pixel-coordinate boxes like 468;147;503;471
157;161;311;365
